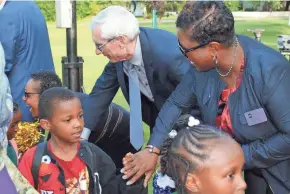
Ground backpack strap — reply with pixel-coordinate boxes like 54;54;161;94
80;141;102;194
31;142;47;190
80;141;94;167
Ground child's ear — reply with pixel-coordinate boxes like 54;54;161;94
185;173;201;193
40;119;51;131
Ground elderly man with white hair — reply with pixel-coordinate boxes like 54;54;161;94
83;5;195;187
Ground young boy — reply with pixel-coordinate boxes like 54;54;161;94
22;71;137;170
7;103;22;166
19;87;146;194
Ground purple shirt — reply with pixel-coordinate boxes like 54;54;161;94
0;167;17;194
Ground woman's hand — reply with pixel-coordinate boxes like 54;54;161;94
121;149;159;187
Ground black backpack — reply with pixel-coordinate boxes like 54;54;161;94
31;142;47;190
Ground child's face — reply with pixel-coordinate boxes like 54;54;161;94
7;110;22;140
186;138;246;194
44;98;84;143
23;79;40;118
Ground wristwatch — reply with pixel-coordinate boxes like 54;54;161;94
145;145;160;156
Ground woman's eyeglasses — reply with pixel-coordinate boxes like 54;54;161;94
178;40;210;58
24;91;39;98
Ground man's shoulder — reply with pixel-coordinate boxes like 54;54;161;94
139;27;179;56
5;1;39;12
3;1;45;25
140;27;176;39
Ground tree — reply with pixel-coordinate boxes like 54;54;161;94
224;1;242;11
245;0;282;11
264;0;283;11
144;0;164;21
143;1;186;22
284;0;290;11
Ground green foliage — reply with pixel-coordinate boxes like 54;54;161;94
36;0;284;22
266;1;283;11
36;1;130;21
164;1;186;13
143;1;186;20
224;1;242;11
89;1;129;16
36;1;56;21
245;0;283;11
76;1;92;19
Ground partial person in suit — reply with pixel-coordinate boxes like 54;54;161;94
141;1;290;194
0;42;38;194
0;0;55;122
22;71;136;170
83;5;192;187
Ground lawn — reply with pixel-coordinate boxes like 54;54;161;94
47;17;290;193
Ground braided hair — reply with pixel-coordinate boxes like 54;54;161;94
160;114;231;194
176;1;235;47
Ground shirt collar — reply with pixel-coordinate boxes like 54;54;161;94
129;36;142;66
0;0;7;11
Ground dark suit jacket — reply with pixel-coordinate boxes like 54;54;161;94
83;27;190;148
153;35;290;193
77;93;136;170
0;1;55;121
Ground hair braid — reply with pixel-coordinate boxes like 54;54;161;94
160;114;230;193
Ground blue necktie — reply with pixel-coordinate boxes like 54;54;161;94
129;65;144;150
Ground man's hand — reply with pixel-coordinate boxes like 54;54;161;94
121;149;159;187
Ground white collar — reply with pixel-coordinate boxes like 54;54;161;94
0;0;7;11
129;36;142;66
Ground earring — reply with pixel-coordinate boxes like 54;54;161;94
213;55;218;67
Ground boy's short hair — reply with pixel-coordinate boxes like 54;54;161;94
38;87;78;120
30;71;62;94
13;102;20;113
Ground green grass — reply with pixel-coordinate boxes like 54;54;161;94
47;17;290;193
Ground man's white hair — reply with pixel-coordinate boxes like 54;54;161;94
90;5;140;40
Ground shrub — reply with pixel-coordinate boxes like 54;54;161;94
36;1;129;21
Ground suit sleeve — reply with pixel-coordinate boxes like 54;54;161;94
83;62;119;131
1;22;19;75
148;67;197;148
167;55;190;86
243;66;290;169
91;145;147;194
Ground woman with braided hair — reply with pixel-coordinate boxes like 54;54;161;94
155;115;246;194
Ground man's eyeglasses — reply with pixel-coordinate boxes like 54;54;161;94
95;37;115;52
24;91;39;98
178;40;210;58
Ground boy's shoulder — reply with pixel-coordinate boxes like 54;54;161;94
79;141;114;164
79;141;105;155
21;145;38;159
